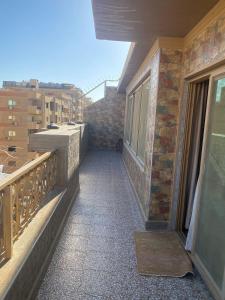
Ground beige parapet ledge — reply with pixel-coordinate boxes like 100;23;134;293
0;188;66;300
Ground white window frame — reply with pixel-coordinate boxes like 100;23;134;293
8;131;16;137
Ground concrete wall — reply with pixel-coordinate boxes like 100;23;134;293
0;127;83;300
79;124;89;162
29;128;80;187
83;86;126;150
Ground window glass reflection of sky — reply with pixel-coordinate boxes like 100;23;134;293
216;78;225;102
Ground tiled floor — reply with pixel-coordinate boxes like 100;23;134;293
37;151;213;300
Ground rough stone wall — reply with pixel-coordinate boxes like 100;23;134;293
149;8;225;222
123;4;225;226
83;86;126;150
183;11;225;76
149;49;183;221
67;132;80;180
171;6;225;228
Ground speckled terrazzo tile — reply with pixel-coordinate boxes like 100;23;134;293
49;247;86;270
86;238;133;256
83;250;134;273
37;151;213;300
78;269;122;298
72;293;108;300
37;267;83;300
57;234;89;252
63;222;92;237
67;213;93;225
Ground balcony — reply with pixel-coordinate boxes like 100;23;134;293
0;121;212;300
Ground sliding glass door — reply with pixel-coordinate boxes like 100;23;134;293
194;75;225;298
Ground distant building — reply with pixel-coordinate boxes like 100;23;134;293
2;79;90;121
0;89;42;173
3;79;75;90
0;79;92;173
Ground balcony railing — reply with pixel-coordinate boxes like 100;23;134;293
0;151;57;263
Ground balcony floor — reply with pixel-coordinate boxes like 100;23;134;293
37;151;212;300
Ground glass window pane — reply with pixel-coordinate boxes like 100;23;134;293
125;95;134;143
131;86;142;153
195;77;225;290
137;79;150;161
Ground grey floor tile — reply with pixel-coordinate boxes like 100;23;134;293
50;247;86;270
37;151;213;300
38;267;83;299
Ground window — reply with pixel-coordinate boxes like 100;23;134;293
125;77;150;162
8;99;16;109
8;115;16;121
125;95;134;143
50;102;55;111
137;79;150;161
46;103;49;109
131;85;142;153
8;131;16;137
8;146;16;152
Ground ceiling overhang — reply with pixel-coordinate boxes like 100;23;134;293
92;0;219;92
92;0;218;42
117;42;153;93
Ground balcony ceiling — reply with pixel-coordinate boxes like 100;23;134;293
92;0;218;42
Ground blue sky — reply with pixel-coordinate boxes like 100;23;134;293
0;0;130;100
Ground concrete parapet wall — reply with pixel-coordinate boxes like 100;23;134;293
29;127;80;187
0;126;81;300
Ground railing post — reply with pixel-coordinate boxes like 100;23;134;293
4;186;13;259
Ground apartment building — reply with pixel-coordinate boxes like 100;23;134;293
0;89;41;173
3;79;90;122
0;80;91;173
42;93;72;125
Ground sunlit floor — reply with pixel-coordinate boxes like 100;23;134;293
37;151;212;300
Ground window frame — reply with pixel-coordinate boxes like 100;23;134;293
8;130;16;137
124;75;150;164
8;115;16;121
